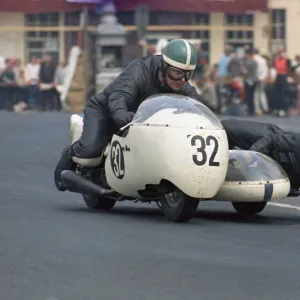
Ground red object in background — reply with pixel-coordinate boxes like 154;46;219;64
115;0;268;13
232;78;245;101
0;0;268;13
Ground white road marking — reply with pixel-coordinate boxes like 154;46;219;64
268;202;300;212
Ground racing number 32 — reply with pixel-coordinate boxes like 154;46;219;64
110;141;125;179
191;135;220;166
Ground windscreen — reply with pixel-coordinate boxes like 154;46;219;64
225;150;288;182
132;94;222;128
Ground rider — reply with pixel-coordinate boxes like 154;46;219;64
221;118;300;190
54;39;203;192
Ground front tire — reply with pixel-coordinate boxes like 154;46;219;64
160;190;199;222
83;194;116;211
231;201;267;215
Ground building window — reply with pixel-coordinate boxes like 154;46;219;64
225;14;254;50
193;13;210;64
25;13;60;62
271;9;286;51
116;12;134;25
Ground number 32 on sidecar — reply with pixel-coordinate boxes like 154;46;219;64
61;94;291;223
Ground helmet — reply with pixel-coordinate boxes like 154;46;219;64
162;39;197;71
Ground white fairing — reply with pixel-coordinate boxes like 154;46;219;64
104;95;229;199
70;114;103;167
214;150;291;202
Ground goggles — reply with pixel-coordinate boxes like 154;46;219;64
166;66;194;81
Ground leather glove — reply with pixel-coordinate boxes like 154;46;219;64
114;111;135;129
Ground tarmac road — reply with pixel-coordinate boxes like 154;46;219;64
1;111;300;300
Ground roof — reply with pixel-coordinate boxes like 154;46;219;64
116;0;268;13
0;0;268;13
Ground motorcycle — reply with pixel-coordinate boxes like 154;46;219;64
61;94;291;222
61;94;229;222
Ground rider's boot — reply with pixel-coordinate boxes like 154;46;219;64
54;145;76;192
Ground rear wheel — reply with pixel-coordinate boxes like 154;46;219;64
82;194;116;211
80;167;116;211
231;201;267;215
159;189;199;222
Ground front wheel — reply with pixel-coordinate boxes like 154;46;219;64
82;194;116;211
231;201;267;215
159;190;199;222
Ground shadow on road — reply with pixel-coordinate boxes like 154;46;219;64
52;202;300;226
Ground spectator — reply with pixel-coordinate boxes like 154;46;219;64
272;45;291;116
39;53;57;111
227;49;242;78
24;55;40;110
0;58;17;110
217;45;232;83
13;58;28;111
242;48;257;116
191;74;218;112
192;40;206;81
253;48;269;115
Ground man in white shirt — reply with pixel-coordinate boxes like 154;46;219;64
24;55;40;110
253;48;269;115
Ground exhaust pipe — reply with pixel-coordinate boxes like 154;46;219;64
61;170;117;197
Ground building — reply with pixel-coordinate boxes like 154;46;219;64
0;0;298;65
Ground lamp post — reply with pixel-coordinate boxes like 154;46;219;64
92;0;126;93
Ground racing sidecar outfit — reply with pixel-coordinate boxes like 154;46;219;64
54;39;203;191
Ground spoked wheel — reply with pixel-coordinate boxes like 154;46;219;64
82;194;116;211
159;189;199;222
231;201;267;215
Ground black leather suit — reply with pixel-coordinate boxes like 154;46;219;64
71;55;203;160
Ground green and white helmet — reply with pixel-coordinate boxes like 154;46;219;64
162;39;197;71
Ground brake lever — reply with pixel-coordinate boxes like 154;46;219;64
119;117;143;132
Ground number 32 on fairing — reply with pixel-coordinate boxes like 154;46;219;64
110;141;125;179
191;135;220;166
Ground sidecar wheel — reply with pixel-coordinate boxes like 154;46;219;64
160;190;199;222
82;194;116;211
231;201;267;215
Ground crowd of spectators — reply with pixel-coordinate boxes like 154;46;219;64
0;53;66;112
191;44;300;117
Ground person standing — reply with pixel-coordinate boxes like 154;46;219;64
242;48;258;116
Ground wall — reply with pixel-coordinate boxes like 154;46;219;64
210;0;300;63
0;13;25;61
209;13;225;64
269;0;300;58
253;12;269;55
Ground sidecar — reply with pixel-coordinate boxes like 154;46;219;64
212;150;291;214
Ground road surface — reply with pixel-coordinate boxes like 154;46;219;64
1;112;300;300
